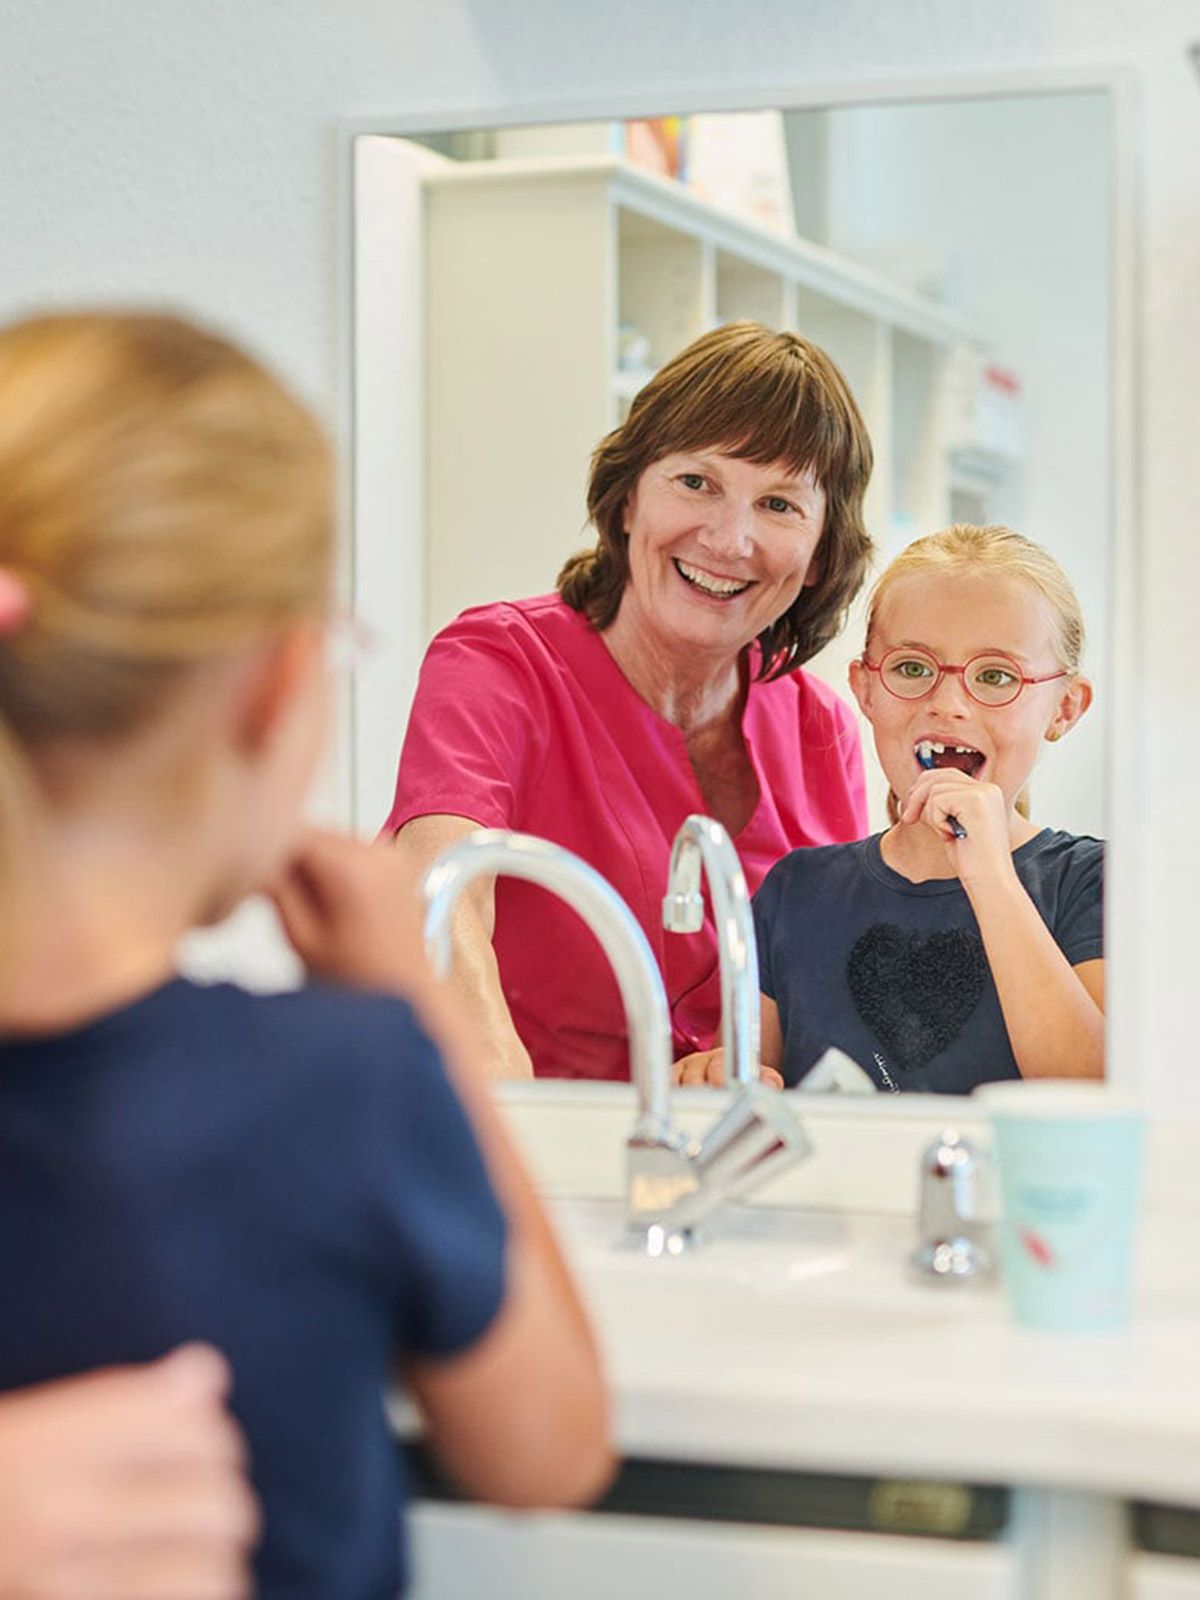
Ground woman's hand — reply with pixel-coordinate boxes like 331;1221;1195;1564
0;1344;258;1600
899;770;1017;884
673;1048;784;1091
269;828;436;1003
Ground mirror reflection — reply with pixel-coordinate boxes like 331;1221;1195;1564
365;91;1113;1095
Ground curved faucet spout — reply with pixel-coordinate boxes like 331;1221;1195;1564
662;815;761;1088
421;830;676;1137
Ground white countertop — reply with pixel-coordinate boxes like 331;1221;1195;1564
389;1085;1200;1512
556;1196;1200;1508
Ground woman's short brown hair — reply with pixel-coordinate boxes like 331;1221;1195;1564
558;321;873;679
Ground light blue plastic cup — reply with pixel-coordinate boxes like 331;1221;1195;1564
974;1082;1145;1333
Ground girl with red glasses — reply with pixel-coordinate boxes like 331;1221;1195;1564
676;524;1103;1094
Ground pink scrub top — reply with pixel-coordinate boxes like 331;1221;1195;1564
385;595;868;1081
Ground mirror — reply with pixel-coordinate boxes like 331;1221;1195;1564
351;87;1119;1093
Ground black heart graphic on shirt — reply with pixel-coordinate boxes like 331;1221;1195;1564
846;923;987;1076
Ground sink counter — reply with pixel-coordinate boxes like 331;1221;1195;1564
402;1086;1200;1600
556;1196;1200;1510
490;1082;1200;1511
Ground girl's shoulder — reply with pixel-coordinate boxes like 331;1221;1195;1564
167;978;440;1100
1017;828;1105;878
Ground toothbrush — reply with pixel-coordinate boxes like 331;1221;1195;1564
915;741;968;839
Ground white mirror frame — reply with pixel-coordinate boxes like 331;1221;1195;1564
338;66;1142;1128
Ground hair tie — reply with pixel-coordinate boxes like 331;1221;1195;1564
0;569;32;637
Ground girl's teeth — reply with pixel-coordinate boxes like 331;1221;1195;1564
916;739;983;765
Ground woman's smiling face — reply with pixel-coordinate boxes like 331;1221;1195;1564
618;449;827;662
850;569;1087;812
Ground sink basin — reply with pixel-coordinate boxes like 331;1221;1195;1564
550;1196;1003;1343
554;1194;857;1284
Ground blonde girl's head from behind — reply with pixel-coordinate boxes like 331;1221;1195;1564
855;523;1091;823
0;309;335;943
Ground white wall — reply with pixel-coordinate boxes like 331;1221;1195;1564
2;0;1197;1113
824;93;1111;839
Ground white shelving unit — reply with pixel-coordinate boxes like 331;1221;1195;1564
423;152;990;632
419;150;996;827
350;137;1010;829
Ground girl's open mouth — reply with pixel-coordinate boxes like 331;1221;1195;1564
914;739;986;779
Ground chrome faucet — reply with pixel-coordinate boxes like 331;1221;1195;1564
663;813;760;1090
422;830;677;1139
421;829;810;1251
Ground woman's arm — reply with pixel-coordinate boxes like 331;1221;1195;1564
394;815;534;1081
272;830;614;1509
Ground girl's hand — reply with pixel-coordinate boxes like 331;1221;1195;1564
269;828;435;1001
899;770;1017;884
673;1048;784;1091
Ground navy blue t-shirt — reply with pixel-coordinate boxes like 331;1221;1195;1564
0;977;507;1598
754;829;1104;1093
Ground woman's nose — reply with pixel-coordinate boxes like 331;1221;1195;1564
698;500;754;559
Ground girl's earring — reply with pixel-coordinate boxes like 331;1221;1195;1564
1045;727;1063;743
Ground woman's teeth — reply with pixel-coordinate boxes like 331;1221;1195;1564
674;559;751;598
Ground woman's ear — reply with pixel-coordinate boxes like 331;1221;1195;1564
799;535;824;588
1045;674;1093;742
620;485;637;536
230;624;324;758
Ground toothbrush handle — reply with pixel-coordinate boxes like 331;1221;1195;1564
915;751;968;838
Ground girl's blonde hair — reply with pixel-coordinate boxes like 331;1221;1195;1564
866;524;1086;824
867;522;1085;671
0;309;334;925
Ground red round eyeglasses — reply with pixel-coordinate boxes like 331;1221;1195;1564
860;646;1068;708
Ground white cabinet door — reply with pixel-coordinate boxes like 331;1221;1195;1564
409;1502;1015;1600
1131;1554;1200;1600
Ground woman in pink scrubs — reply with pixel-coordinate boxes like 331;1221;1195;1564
386;322;874;1081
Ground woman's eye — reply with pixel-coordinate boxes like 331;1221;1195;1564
763;496;795;515
679;472;707;491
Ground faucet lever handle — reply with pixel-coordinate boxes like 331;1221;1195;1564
662;889;705;932
692;1084;811;1202
911;1129;993;1282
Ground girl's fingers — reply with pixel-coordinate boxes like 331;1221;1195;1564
676;1055;714;1085
673;1051;727;1086
673;1052;782;1089
904;772;979;832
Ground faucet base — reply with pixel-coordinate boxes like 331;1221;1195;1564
637;1221;699;1257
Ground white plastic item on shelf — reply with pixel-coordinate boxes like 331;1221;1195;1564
944;342;1024;465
